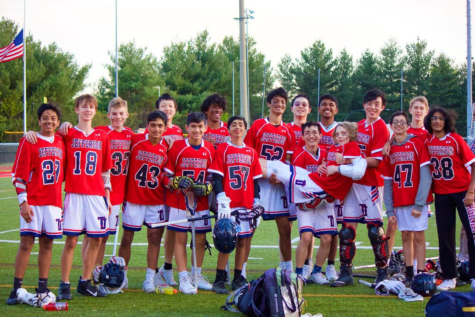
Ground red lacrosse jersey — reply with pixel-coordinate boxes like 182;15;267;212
291;146;327;173
244;118;295;163
308;141;362;201
61;127;112;196
12;135;65;208
426;133;475;194
203;121;229;146
144;124;184;143
407;126;429;142
96;125;134;205
355;118;390;186
288;122;303;148
380;136;431;207
326;141;361;167
318;122;338;150
164;139;215;211
125;135;168;205
208;142;262;209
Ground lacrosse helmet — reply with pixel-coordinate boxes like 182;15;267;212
410;273;436;296
100;261;126;288
458;261;470;282
213;218;238;254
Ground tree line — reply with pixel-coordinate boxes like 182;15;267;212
0;17;472;142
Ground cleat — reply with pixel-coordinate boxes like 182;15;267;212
331;264;353;287
58;282;72;300
77;278;107;297
143;279;156;293
436;278;456;291
7;289;19;305
231;275;248;290
153;272;166;288
159;265;178;286
212;280;229;294
179;274;197;295
191;274;213;291
325;265;339;282
310;272;329;285
374;267;389;284
302;259;314;280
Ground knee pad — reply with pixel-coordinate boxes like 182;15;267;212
368;226;389;267
339;224;356;263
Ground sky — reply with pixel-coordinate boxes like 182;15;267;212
2;0;471;92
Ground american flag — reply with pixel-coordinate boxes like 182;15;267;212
0;29;24;63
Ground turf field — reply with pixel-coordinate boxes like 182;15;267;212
0;175;472;316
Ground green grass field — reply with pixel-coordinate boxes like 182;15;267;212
0;175;472;316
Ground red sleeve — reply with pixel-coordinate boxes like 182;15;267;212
457;134;475;167
12;138;33;195
370;123;390;158
286;128;296;155
252;149;263;179
416;138;430;167
379;156;392;179
164;142;177;175
208;145;225;176
344;141;362;158
102;134;112;172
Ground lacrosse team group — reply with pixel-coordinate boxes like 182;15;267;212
6;86;475;307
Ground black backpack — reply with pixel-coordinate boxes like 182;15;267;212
425;291;475;316
223;268;305;317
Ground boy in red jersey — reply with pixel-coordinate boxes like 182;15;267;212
201;93;230;147
381;112;432;284
208;115;263;294
7;104;65;305
332;89;391;287
423;107;475;291
58;94;112;299
407;96;430;138
164;112;215;294
118;111;169;293
244;87;296;271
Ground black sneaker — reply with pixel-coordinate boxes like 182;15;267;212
374;267;389;284
6;289;18;305
58;282;72;300
231;275;248;290
331;264;354;287
212;280;229;294
77;278;106;297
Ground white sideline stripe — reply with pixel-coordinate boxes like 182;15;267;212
0;196;16;200
0;229;20;234
248;257;264;260
355;242;362;246
0;189;14;193
0;240;457;251
291;237;300;244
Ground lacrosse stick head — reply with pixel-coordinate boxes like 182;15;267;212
182;187;197;217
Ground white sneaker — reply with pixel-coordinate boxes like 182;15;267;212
471;279;475;291
159;265;178;286
191;274;213;290
310;272;330;285
179;274;197;295
16;288;36;306
436;278;456;291
142;279;155;293
326;265;339;282
153;272;167;288
302;259;314;280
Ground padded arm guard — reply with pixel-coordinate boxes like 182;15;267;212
339;156;367;181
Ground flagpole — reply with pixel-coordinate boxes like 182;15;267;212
23;0;26;134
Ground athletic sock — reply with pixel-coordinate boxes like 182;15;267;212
146;268;155;281
295;267;303;275
327;260;335;266
242;262;247;278
164;262;173;270
215;269;226;283
304;259;310;266
178;271;188;280
413;260;417;269
191;267;202;276
312;265;322;274
233;269;243;281
13;277;23;291
406;266;414;279
283;261;293;271
38;278;48;292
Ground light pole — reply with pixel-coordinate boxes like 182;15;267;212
156;86;160;99
245;9;254;113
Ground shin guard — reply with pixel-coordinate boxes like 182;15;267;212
367;225;389;268
339;223;356;264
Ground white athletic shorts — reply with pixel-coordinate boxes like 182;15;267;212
63;193;109;237
334;199;344;224
122;201;166;231
20;205;63;239
343;184;384;226
395;205;428;232
232;208;254;238
297;202;338;238
259;179;290;220
167;208;211;234
108;204;121;235
266;161;326;205
288;203;298;222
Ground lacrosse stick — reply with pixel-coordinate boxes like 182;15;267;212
358;279;373;288
112;213;120;256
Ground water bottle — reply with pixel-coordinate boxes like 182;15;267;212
43;302;68;311
155;285;177;295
